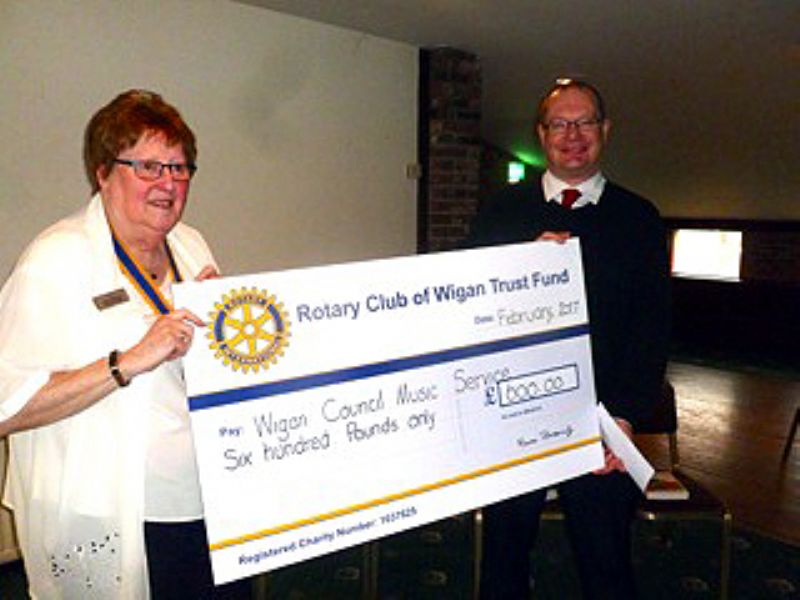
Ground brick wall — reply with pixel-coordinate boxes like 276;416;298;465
419;48;482;253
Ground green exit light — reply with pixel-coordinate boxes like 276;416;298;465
508;161;525;183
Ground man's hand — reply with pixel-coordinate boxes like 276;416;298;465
593;417;633;475
536;231;571;243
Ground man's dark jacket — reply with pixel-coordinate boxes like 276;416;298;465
462;180;671;429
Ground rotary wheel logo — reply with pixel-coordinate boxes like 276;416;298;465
207;288;290;373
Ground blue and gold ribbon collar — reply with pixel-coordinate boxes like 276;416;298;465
111;229;182;315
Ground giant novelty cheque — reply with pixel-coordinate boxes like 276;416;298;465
174;239;605;584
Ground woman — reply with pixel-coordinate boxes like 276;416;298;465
0;90;247;598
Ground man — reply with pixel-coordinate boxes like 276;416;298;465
466;79;670;599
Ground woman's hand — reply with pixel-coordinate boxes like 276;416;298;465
120;309;206;380
0;308;207;434
114;264;219;384
196;265;220;281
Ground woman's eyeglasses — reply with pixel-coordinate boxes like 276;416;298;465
113;158;196;181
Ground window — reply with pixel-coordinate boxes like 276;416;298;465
671;229;742;281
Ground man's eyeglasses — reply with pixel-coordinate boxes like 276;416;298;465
113;159;197;181
542;118;603;135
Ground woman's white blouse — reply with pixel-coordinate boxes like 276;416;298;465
0;194;217;599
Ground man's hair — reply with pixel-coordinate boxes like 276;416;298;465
83;89;197;193
536;78;607;125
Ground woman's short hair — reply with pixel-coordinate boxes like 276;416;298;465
83;89;197;193
536;78;607;125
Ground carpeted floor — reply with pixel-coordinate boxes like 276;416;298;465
2;515;797;598
267;515;800;598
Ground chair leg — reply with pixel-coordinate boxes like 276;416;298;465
669;433;681;468
781;407;800;462
719;510;733;600
362;540;379;600
473;509;483;600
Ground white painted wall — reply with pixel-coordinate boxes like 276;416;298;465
0;0;418;278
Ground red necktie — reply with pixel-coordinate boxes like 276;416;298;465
562;188;581;209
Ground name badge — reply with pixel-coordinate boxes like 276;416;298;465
93;288;130;311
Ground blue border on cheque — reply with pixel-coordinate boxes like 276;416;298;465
188;323;590;411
